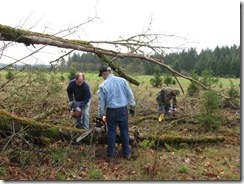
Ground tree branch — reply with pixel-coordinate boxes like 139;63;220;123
0;24;232;100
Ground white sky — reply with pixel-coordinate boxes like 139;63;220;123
0;0;241;65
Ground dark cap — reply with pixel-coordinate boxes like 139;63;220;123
98;66;112;77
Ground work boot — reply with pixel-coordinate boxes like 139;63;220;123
75;123;84;129
125;153;131;160
105;157;114;163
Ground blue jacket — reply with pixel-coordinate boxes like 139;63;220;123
97;74;135;117
66;79;91;109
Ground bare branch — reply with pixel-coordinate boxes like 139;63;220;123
88;33;191;54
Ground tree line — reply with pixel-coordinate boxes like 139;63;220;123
61;44;240;77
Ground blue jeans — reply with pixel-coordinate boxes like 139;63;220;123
106;106;130;158
74;100;90;130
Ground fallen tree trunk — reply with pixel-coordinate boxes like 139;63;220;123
0;109;84;144
0;109;225;149
0;24;140;86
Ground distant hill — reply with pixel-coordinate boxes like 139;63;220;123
0;63;51;69
0;63;8;68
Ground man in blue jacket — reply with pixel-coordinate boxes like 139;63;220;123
67;72;91;130
97;66;136;162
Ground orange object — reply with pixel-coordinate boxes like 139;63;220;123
72;111;82;118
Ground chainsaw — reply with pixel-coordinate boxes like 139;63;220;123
69;102;82;118
75;116;107;143
158;106;177;121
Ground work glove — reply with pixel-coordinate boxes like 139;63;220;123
95;117;107;133
102;115;107;122
76;107;81;112
69;101;74;107
172;108;177;115
129;105;135;116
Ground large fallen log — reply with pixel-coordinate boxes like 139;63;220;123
0;109;84;144
0;109;225;148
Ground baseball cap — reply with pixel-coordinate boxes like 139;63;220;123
98;66;112;76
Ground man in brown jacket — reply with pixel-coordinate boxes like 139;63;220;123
156;88;180;117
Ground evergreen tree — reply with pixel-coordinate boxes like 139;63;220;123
150;66;163;87
65;45;240;77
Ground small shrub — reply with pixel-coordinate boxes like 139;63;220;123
177;165;188;174
200;91;221;116
0;166;7;178
141;139;155;149
222;80;240;108
88;164;104;180
227;80;239;98
187;73;200;97
150;66;163;88
56;172;67;180
197;70;223;131
60;75;65;82
196;114;222;131
163;74;176;86
68;67;76;80
50;149;64;164
5;70;14;80
187;83;200;97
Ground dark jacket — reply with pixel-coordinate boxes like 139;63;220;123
156;88;177;108
66;79;91;109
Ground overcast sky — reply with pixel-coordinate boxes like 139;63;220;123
0;0;241;65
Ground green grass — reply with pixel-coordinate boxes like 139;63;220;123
0;70;239;88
